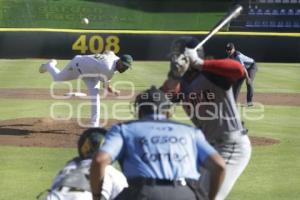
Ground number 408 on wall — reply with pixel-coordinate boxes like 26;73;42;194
72;35;120;54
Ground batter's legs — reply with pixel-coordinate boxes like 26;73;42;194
200;135;251;200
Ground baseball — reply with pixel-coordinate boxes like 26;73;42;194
81;17;89;25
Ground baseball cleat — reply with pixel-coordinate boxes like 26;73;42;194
39;64;47;73
247;102;254;107
39;59;57;73
49;59;58;66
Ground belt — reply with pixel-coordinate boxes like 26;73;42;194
128;177;187;186
57;186;85;192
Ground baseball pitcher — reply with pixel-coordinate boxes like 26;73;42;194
39;51;133;127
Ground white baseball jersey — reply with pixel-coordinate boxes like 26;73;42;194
102;165;129;200
44;158;127;200
45;51;119;83
72;51;119;83
78;51;119;82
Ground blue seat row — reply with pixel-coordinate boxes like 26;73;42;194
245;20;300;28
258;0;299;3
248;8;300;15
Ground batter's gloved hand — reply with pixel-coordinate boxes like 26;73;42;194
184;48;204;68
168;54;190;80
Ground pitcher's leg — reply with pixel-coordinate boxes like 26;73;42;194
42;56;81;81
83;78;101;127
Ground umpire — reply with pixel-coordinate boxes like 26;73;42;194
90;86;226;200
226;43;257;106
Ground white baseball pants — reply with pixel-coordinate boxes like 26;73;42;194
45;57;101;127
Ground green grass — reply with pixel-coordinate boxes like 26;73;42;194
0;106;299;200
227;105;300;200
251;63;300;93
0;147;76;200
0;59;300;200
0;0;229;31
0;59;300;92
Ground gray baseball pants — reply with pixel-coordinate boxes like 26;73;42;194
199;134;252;200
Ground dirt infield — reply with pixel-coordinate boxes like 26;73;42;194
0;118;280;148
0;118;120;148
0;88;291;148
0;88;300;106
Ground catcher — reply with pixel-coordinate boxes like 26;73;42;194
40;128;127;200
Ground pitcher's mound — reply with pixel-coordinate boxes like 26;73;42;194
0;118;120;148
0;118;280;148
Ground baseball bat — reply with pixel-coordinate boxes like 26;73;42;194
194;5;243;50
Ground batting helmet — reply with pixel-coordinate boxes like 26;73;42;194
77;128;106;159
170;36;205;58
134;85;172;118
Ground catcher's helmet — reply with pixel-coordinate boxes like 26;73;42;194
170;36;205;58
77;128;106;159
134;85;172;118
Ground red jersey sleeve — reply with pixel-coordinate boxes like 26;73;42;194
202;59;245;81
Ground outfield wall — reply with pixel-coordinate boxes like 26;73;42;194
0;29;299;62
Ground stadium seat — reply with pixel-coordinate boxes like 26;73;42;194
277;21;284;27
246;21;254;27
285;21;292;27
257;9;263;15
262;21;269;27
249;8;255;15
293;21;300;28
264;9;271;15
254;20;262;27
272;9;279;15
288;9;294;15
279;9;286;15
269;21;277;27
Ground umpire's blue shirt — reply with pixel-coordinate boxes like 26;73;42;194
100;114;217;180
231;51;255;69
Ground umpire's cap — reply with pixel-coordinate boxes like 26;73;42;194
77;128;106;159
120;54;133;69
134;85;172;117
226;42;235;51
